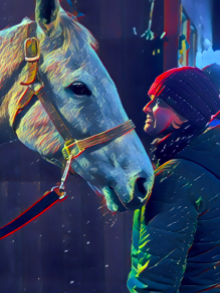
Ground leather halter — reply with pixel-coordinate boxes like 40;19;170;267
15;22;135;163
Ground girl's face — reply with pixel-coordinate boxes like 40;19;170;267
143;96;187;137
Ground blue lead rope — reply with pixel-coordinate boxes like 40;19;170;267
0;190;62;240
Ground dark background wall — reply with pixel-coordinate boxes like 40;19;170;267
0;1;160;293
212;0;220;51
0;0;209;292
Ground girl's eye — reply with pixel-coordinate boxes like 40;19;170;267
69;82;92;96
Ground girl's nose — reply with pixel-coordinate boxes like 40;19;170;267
143;100;154;113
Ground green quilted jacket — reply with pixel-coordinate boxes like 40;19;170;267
127;126;220;292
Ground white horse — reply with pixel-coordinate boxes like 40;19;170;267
0;0;154;212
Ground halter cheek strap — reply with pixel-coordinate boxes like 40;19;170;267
18;23;74;143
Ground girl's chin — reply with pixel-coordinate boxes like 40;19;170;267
143;124;150;132
144;124;155;136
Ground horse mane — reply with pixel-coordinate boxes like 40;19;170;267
0;18;32;139
0;18;32;91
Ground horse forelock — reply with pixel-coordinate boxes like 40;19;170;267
59;13;98;52
38;11;98;57
39;13;99;89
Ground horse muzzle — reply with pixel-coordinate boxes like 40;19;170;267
102;175;153;212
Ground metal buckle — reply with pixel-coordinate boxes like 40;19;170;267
51;186;67;200
62;142;72;160
24;37;40;62
62;140;85;160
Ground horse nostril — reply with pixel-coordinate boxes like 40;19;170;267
135;177;147;196
122;177;150;211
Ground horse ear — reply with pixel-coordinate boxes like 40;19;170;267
35;0;62;37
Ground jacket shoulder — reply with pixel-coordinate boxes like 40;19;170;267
153;158;218;213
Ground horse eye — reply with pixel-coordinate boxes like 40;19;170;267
69;82;92;96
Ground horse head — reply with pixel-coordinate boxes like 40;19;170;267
2;0;154;212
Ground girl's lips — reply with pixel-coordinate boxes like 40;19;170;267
145;117;154;123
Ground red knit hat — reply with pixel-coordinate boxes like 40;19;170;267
148;67;220;129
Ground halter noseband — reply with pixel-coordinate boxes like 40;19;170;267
14;22;135;191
